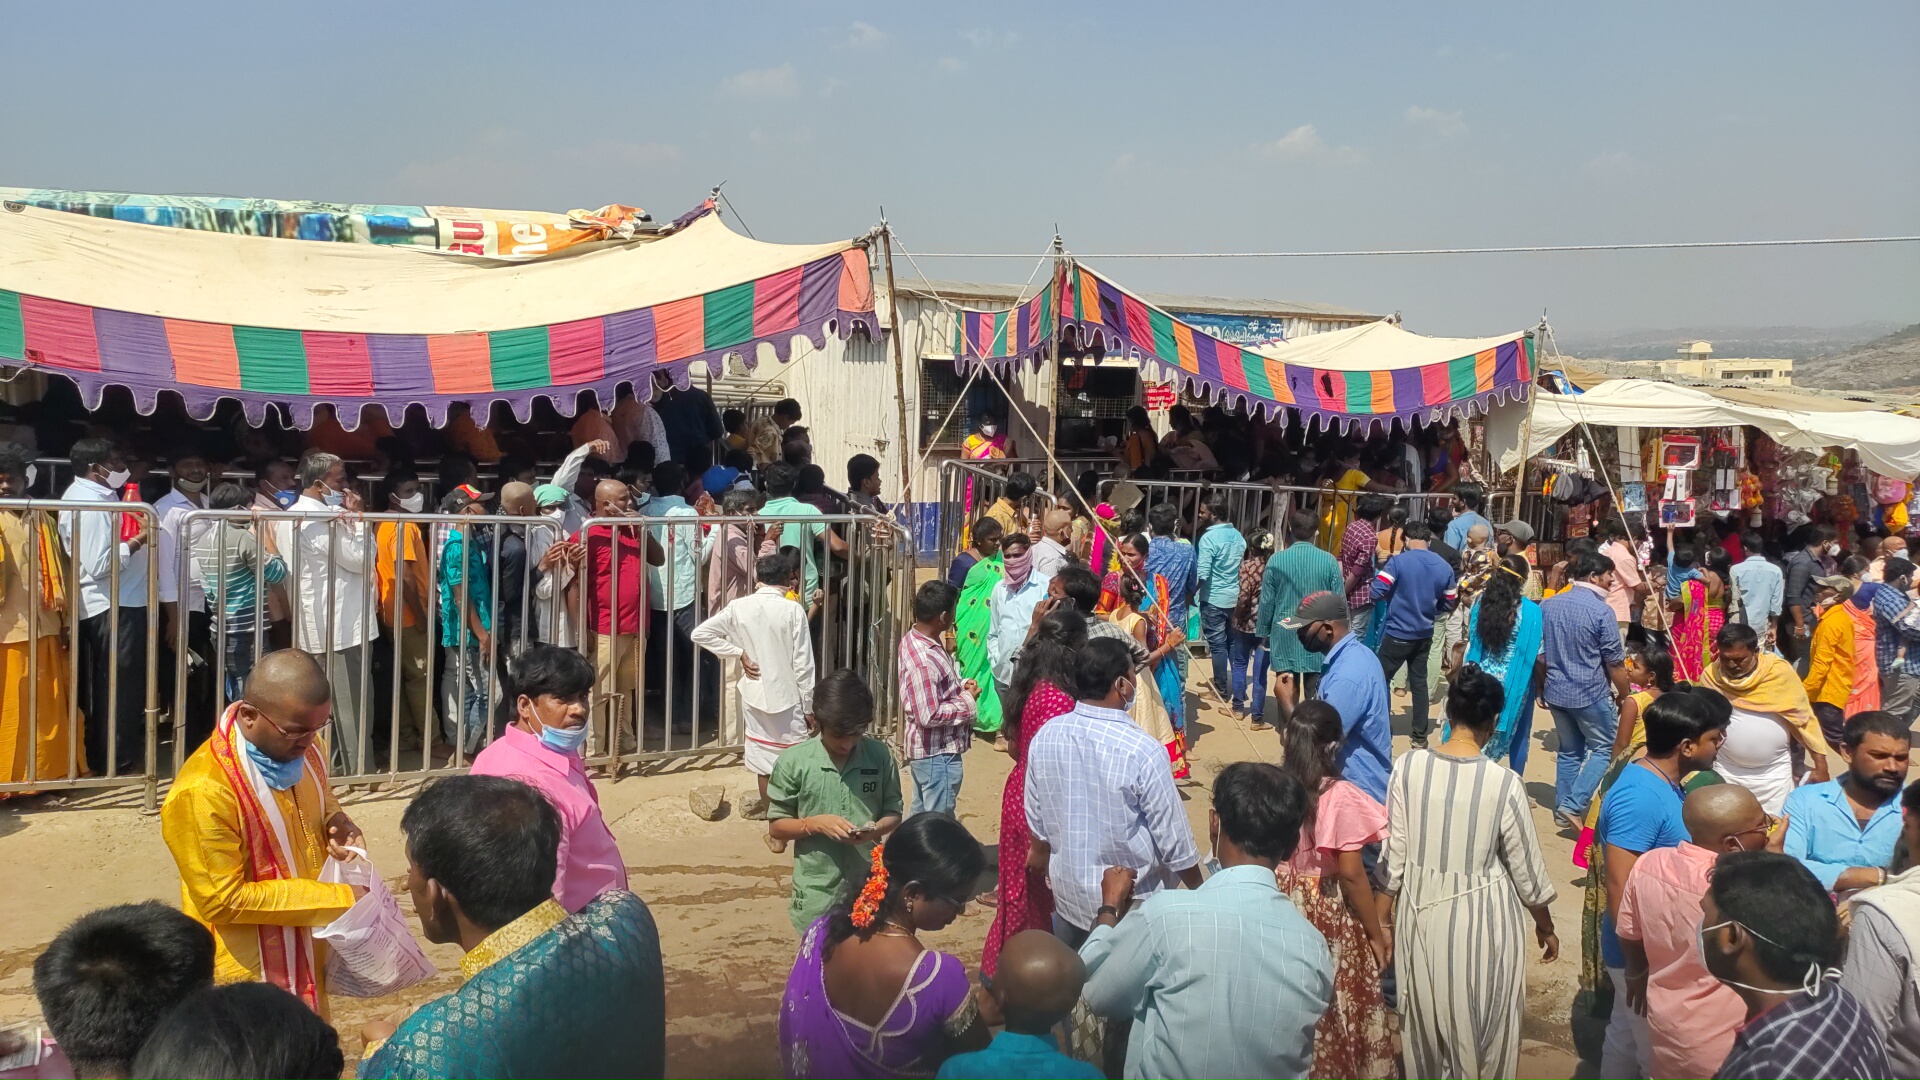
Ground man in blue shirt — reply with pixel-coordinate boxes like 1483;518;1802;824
1284;590;1391;803
1781;709;1909;892
1370;520;1458;745
1146;503;1199;685
1593;690;1729;1079
1193;492;1247;703
1729;530;1785;647
1442;482;1491;551
1541;551;1632;825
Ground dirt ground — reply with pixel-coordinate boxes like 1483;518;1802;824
0;687;1588;1078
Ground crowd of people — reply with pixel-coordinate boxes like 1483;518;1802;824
4;394;1919;1079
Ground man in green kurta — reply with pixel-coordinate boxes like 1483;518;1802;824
1252;510;1347;728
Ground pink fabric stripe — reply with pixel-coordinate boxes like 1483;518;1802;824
548;318;605;384
20;297;101;370
302;332;374;395
753;266;804;334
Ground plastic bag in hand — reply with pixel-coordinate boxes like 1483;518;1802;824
315;847;438;997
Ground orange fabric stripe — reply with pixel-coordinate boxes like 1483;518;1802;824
654;296;705;363
426;334;492;393
1475;348;1497;392
164;319;242;389
1173;322;1199;372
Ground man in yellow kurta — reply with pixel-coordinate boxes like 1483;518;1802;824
160;649;365;1015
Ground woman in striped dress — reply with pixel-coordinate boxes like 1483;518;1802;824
1383;665;1560;1079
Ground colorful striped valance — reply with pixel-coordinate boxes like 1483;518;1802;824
957;262;1534;432
951;280;1055;369
0;198;880;428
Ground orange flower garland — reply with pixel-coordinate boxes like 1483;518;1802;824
850;842;889;929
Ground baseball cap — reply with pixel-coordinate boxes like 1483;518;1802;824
1279;590;1350;630
532;484;570;508
440;486;493;513
1494;518;1535;544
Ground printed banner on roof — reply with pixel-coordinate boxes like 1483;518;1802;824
950;278;1056;370
0;195;881;429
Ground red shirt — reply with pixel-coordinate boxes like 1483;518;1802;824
573;524;649;635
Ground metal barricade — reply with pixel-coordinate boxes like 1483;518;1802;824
936;461;1019;570
0;499;161;803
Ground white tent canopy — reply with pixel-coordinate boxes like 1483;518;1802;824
1493;378;1920;479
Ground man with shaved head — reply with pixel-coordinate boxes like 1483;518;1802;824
937;929;1100;1079
494;481;536;652
1031;506;1074;582
1616;782;1776;1079
160;649;367;1016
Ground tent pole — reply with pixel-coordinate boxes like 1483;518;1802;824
1509;321;1546;522
1045;236;1064;465
880;222;915;520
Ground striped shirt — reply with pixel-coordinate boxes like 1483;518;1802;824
1339;517;1377;610
1025;702;1200;930
897;628;974;760
191;522;287;633
1712;986;1891;1079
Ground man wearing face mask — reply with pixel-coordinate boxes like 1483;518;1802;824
1283;590;1391;803
1698;850;1891;1079
159;649;366;1016
469;645;628;912
156;449;218;752
1615;784;1780;1080
59;437;154;777
287;451;377;776
1783;525;1839;674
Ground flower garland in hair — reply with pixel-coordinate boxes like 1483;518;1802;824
850;842;889;929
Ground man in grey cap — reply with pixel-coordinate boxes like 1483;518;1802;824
1495;517;1545;602
1283;590;1391;803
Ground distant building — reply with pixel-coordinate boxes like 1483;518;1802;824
1642;340;1794;384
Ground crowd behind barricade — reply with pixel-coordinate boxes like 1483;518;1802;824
0;381;910;793
4;390;1919;1079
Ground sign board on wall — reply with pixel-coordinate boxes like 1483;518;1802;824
1144;383;1177;412
1169;311;1291;349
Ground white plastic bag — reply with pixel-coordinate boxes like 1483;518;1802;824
314;847;438;997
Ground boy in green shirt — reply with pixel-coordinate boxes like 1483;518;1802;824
767;670;904;934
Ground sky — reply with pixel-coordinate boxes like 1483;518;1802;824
3;2;1915;338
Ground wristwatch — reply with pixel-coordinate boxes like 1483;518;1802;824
1095;904;1121;921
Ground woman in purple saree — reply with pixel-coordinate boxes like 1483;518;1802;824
779;813;992;1079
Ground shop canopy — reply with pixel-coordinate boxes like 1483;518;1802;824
1496;378;1920;479
0;191;880;428
955;263;1536;433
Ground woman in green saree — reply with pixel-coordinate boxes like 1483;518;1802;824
955;547;1005;735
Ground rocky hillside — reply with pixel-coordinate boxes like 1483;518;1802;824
1794;323;1920;391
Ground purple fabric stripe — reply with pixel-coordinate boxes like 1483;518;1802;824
1494;339;1519;387
963;311;981;356
367;335;434;399
1013;301;1029;356
1195;334;1221;384
603;308;657;384
1391;366;1425;414
92;308;172;378
1094;280;1128;347
798;256;838;331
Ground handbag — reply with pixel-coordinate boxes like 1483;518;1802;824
314;847;438;997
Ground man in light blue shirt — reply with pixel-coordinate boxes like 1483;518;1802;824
1146;503;1199;684
1193;492;1247;702
1781;710;1909;891
1081;760;1332;1080
1442;482;1491;551
988;532;1056;690
758;461;847;602
1729;531;1785;641
644;462;716;733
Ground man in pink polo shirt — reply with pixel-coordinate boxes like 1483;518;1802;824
1617;783;1775;1079
470;645;629;913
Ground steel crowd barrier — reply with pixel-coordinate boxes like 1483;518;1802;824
0;499;161;803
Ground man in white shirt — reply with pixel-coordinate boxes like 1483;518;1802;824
155;449;217;752
987;532;1054;705
59;438;155;777
1030;508;1073;581
689;550;816;832
285;451;379;776
1025;637;1202;947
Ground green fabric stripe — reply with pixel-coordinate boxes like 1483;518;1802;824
1038;282;1055;339
233;326;309;394
1448;355;1478;401
489;326;551;391
1345;373;1373;413
703;281;755;349
991;313;1009;356
1242;352;1272;398
1149;309;1177;362
0;291;21;361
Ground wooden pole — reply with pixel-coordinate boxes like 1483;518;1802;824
880;224;915;518
1045;239;1064;467
1509;322;1545;521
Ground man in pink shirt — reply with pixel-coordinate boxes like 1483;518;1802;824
470;646;629;913
1617;783;1775;1079
1599;518;1648;638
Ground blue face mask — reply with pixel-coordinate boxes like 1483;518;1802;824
241;732;306;790
273;489;299;509
538;722;589;756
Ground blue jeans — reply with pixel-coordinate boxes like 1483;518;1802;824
908;752;963;817
1549;699;1619;817
1200;603;1234;695
1230;631;1268;715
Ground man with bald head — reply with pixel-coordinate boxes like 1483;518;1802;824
568;480;664;752
937;930;1101;1079
493;481;536;652
1616;783;1776;1079
1031;506;1075;582
159;649;367;1016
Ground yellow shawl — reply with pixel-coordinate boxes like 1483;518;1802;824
1703;652;1833;759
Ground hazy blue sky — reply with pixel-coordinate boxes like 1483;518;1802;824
4;2;1914;337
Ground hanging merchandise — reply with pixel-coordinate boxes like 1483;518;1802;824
1659;497;1697;528
1622;481;1648;513
1739;472;1766;528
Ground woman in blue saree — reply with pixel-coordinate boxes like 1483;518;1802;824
1445;555;1543;769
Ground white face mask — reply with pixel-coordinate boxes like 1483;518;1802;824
23;464;35;489
1827;543;1842;557
177;477;208;494
103;468;131;488
322;484;345;508
980;424;997;437
397;492;425;513
543;507;566;520
1697;919;1843;999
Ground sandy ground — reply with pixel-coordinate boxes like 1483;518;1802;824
0;686;1587;1079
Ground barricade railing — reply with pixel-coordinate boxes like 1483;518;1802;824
0;499;161;802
